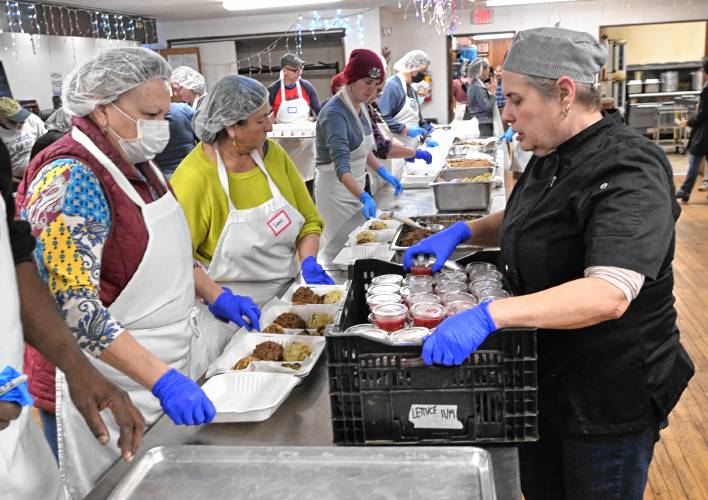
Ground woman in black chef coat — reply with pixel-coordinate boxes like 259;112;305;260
404;27;694;500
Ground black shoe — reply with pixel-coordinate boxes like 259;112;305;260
675;190;690;202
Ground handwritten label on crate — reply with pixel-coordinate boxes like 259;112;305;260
409;404;463;430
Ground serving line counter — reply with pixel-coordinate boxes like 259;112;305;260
86;133;518;500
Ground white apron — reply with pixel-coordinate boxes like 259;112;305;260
372;113;395;196
275;78;316;182
190;147;305;377
389;73;422;177
315;89;376;247
453;102;467;121
57;127;196;499
0;196;62;500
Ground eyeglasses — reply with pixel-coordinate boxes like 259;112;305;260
284;66;303;73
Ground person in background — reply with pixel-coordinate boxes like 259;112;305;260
330;73;433;173
465;58;496;137
30;107;73;159
17;48;261;498
452;72;470;121
676;57;708;202
495;64;506;110
171;74;331;376
0;97;47;183
315;49;402;246
378;50;437;148
1;137;144;499
404;27;693;500
153;102;197;179
268;53;321;196
171;65;207;111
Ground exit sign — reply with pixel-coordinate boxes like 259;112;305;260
472;9;493;24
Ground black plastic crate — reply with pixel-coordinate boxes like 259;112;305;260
326;254;538;445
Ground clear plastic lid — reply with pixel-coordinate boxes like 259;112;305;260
371;274;405;286
435;281;468;295
469;270;503;283
437;270;468;284
477;288;510;301
388;327;431;344
410;301;447;319
366;284;401;297
345;324;387;335
446;300;477;315
367;293;402;307
408;293;441;306
465;262;498;276
372;303;409;318
441;291;477;305
468;280;503;293
404;274;434;287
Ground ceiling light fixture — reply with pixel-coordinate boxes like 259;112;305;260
472;32;515;40
223;0;342;11
485;0;575;6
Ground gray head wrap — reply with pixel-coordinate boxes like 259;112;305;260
63;47;171;116
192;74;269;144
503;27;607;84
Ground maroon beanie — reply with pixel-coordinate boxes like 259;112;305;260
330;72;347;95
342;49;385;84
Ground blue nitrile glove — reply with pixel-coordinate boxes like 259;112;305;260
422;122;435;133
425;137;439;148
152;369;216;425
500;126;514;143
403;221;471;272
405;149;433;164
207;287;261;331
0;366;33;406
422;301;498;366
376;166;403;196
302;256;335;285
359;192;377;219
406;125;426;138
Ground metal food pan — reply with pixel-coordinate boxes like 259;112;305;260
431;167;493;212
390;214;485;251
108;445;497;500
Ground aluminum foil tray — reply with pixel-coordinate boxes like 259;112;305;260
108;445;497;500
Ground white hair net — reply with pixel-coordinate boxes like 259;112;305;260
393;50;431;73
45;107;72;132
62;47;171;117
467;58;490;80
172;66;206;95
192;74;268;144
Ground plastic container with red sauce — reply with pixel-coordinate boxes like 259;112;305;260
410;255;436;276
366;293;402;311
441;291;477;305
371;303;409;332
366;284;401;298
446;300;477;316
410;302;447;329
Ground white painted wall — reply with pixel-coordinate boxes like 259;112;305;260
157;8;381;89
381;0;708;123
0;34;138;110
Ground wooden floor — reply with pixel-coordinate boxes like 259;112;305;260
645;167;708;500
507;158;708;500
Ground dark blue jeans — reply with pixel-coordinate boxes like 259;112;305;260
518;419;663;500
38;408;59;460
678;153;704;195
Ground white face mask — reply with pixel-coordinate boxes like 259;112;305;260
108;103;170;164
